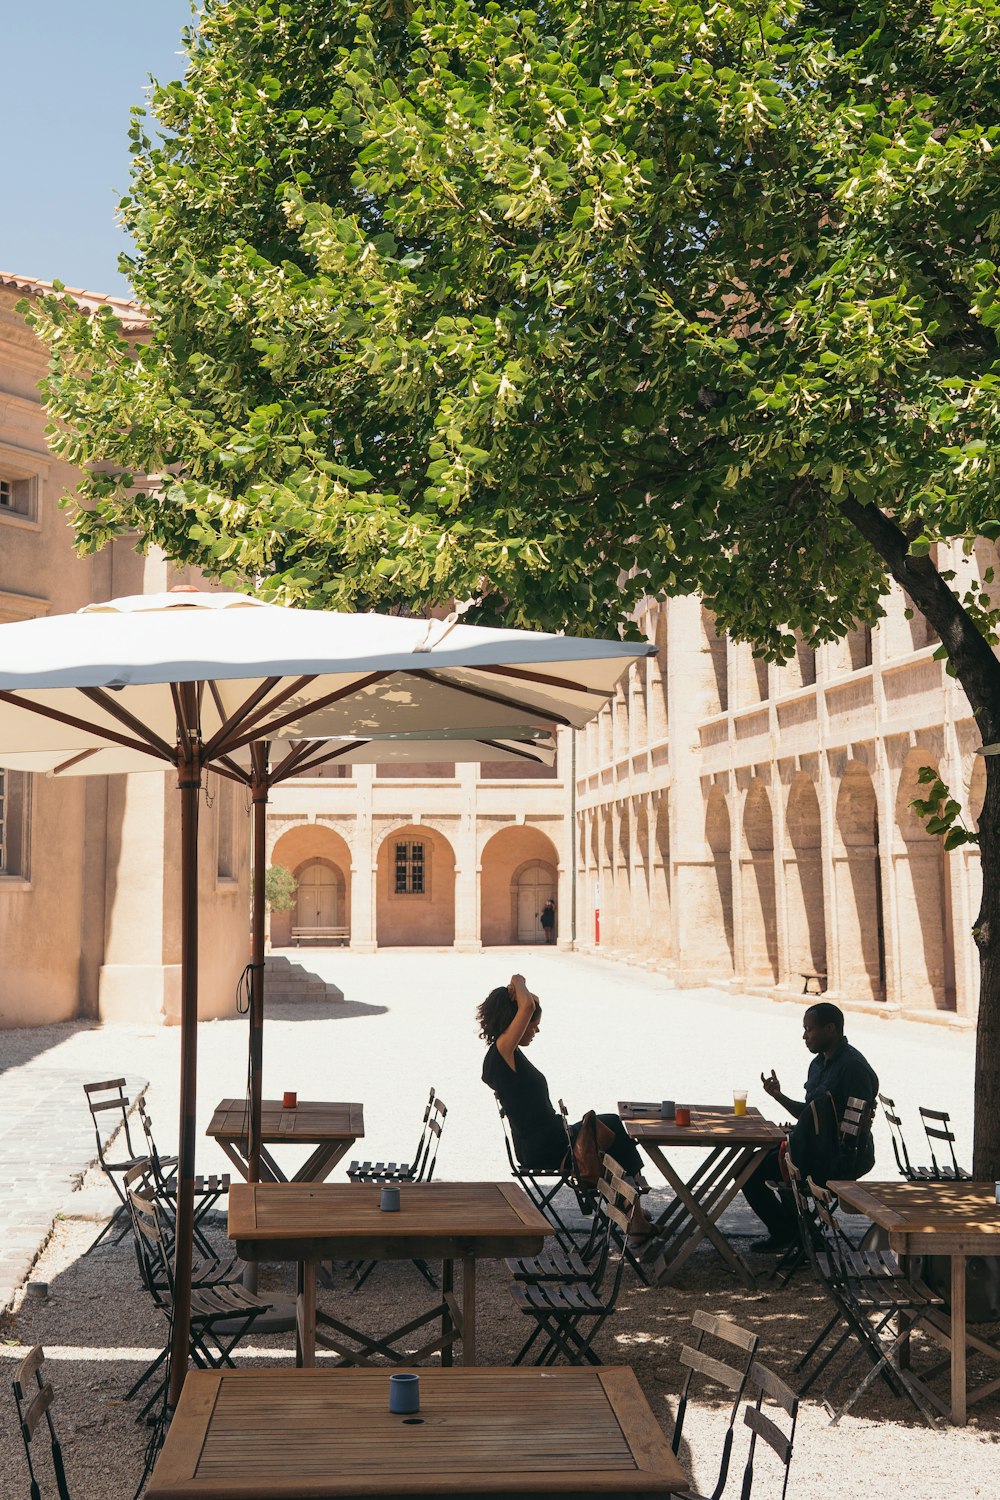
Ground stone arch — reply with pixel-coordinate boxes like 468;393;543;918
833;762;886;1001
784;774;826;983
894;749;954;1010
375;822;455;946
269;823;352;947
480;825;559;946
741;780;778;982
701;785;735;975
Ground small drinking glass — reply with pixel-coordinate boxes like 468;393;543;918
733;1090;748;1117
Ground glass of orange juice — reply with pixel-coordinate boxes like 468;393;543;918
733;1089;748;1117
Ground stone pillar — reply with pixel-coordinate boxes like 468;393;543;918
454;764;481;951
351;766;377;952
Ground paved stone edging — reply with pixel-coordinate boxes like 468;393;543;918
0;1069;147;1314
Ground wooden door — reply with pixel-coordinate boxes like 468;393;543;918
296;862;338;930
515;861;555;943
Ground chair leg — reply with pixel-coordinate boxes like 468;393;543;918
84;1201;132;1254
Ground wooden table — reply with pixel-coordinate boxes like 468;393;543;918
147;1366;687;1499
206;1098;364;1183
229;1181;552;1368
831;1179;1000;1425
619;1102;786;1289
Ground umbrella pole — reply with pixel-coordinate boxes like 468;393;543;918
168;710;202;1412
248;742;269;1184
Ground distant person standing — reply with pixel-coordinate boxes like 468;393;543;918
540;898;556;944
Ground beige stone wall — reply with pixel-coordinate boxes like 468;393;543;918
266;760;565;954
0;280;250;1028
575;576;990;1027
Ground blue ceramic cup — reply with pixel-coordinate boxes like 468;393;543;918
380;1185;401;1212
389;1373;420;1414
660;1100;675;1119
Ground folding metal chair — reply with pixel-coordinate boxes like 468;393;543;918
136;1097;230;1259
505;1151;625;1291
670;1310;758;1500
509;1159;636;1365
804;1177;943;1426
878;1092;934;1180
82;1078;149;1252
347;1087;442;1184
123;1176;272;1419
918;1106;971;1181
12;1346;72;1500
737;1361;799;1500
496;1097;596;1252
348;1094;448;1291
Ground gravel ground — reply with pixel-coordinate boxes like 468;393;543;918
0;948;993;1499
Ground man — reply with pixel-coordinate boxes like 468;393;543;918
743;1001;879;1253
540;898;556;944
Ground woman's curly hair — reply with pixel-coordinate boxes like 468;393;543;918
476;984;517;1043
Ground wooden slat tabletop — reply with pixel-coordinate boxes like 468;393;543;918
206;1099;364;1144
830;1180;1000;1252
146;1367;688;1498
618;1103;785;1147
229;1181;553;1261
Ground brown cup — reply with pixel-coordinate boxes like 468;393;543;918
282;1090;297;1110
674;1105;691;1127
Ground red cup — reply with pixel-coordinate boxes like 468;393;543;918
674;1105;691;1127
282;1090;297;1110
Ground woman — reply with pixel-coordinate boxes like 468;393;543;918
478;973;655;1238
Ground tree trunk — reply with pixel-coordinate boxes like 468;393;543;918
839;497;1000;1177
973;756;1000;1179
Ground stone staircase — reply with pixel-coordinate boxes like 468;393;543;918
262;955;344;1004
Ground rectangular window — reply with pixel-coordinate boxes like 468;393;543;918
216;778;236;879
394;840;425;895
0;475;37;519
0;769;30;877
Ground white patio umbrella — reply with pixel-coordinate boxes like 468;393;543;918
0;588;652;1405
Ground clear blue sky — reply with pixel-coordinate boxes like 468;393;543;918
1;3;196;298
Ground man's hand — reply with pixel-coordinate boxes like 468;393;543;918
761;1069;782;1100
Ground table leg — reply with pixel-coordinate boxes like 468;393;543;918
639;1142;758;1288
441;1259;454;1368
462;1255;477;1367
294;1139;354;1183
951;1256;967;1425
296;1259;317;1368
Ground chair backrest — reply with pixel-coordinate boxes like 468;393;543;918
918;1106;967;1179
136;1098;168;1184
672;1310;759;1499
417;1097;448;1182
82;1078;137;1172
125;1168;173;1302
739;1360;798;1500
878;1092;916;1178
593;1155;637;1307
12;1345;71;1500
806;1177;855;1285
409;1087;436;1173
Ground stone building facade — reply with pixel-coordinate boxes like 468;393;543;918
265;756;567;953
574;578;990;1027
0;274;250;1027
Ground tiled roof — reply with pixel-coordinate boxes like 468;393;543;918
0;271;149;333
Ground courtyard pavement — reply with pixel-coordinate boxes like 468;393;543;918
0;947;978;1314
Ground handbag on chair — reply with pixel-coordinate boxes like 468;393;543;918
571;1111;616;1189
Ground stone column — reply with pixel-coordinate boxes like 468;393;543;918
453;764;481;951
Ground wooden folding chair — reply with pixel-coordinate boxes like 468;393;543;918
11;1346;72;1500
123;1176;272;1419
82;1078;148;1252
135;1097;229;1259
669;1310;758;1500
878;1093;934;1180
805;1177;943;1427
347;1086;440;1183
509;1158;636;1366
495;1097;595;1251
737;1362;799;1500
918;1106;971;1181
349;1094;448;1291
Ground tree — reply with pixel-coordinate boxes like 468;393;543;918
25;0;1000;1171
264;864;298;913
